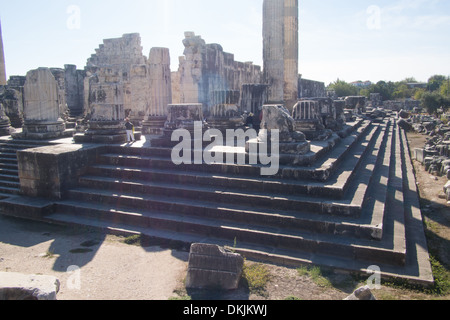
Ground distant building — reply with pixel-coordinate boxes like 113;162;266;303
350;80;372;88
407;83;427;89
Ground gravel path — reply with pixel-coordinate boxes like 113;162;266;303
0;215;189;300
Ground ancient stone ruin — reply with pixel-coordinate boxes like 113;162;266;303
0;0;435;292
12;68;68;140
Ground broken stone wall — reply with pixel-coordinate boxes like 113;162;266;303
64;65;85;117
298;77;326;99
172;32;263;117
85;33;148;124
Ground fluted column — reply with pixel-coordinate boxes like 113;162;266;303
263;0;299;111
0;19;6;86
142;47;172;135
283;0;299;109
263;0;285;105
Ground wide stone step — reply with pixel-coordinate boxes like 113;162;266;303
103;120;373;182
0;152;17;160
68;122;394;243
0;185;20;195
0;168;18;176
0;157;18;165
93;122;383;200
0;174;20;183
52;199;406;267
86;122;390;217
0;162;18;171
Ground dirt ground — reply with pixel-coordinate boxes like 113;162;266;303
0;131;449;301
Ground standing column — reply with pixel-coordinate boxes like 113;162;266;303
0;19;7;85
263;0;285;105
14;68;66;140
142;47;172;135
263;0;299;111
284;0;299;110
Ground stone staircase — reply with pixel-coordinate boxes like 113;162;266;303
0;138;51;197
0;119;434;285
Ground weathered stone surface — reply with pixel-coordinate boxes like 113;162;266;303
14;68;68;140
164;103;204;133
142;47;172;135
185;243;244;290
85;33;148;125
172;32;262;115
64;64;85;117
0;103;14;136
345;96;366;114
260;105;308;145
397;118;413;132
18;144;104;199
0;86;24;128
344;286;377;300
0;272;60;300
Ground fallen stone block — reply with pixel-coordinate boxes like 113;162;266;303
344;285;377;300
0;272;60;300
185;243;244;291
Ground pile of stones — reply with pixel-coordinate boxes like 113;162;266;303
410;112;450;202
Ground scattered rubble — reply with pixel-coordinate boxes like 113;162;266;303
405;110;450;202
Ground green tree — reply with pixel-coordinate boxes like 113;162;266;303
415;88;426;101
369;81;395;101
427;75;447;92
440;78;450;97
421;91;450;115
327;80;358;98
393;83;413;99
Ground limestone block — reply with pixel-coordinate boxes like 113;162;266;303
165;103;204;131
0;272;60;300
260;104;307;143
185;243;244;290
18;144;104;199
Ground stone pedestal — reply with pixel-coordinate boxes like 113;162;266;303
207;104;244;132
75;120;127;144
185;243;244;291
74;70;127;144
246;104;311;166
152;103;205;148
141;116;167;135
13;68;68;140
17;144;103;199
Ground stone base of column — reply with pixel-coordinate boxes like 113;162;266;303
12;120;71;140
207;117;245;132
141;116;167;135
0;118;15;137
74;120;127;144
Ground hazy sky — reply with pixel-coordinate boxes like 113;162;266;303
0;0;449;85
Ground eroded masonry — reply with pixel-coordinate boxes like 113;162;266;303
0;0;434;287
